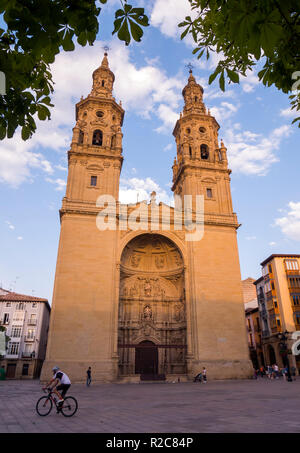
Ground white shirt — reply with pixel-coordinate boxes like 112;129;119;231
54;371;71;385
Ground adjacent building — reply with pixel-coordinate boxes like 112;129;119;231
242;278;264;369
0;290;50;378
254;254;300;372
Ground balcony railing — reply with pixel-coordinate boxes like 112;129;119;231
22;352;34;358
24;336;35;342
286;269;300;276
27;319;37;326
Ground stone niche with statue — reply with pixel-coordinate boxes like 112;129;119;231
118;234;187;376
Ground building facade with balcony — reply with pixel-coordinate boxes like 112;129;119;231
242;278;265;369
0;290;50;379
254;254;300;373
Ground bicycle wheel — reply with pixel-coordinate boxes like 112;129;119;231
60;396;78;417
36;396;53;416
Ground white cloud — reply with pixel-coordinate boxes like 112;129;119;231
269;241;276;246
246;236;256;241
45;177;67;191
225;125;292;175
163;143;173;152
0;134;54;187
119;177;173;205
150;0;193;39
6;221;15;230
280;107;295;118
17;236;23;241
155;104;179;133
210;102;239;122
275;202;300;241
240;70;260;93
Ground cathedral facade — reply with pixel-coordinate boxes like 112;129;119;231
41;53;252;382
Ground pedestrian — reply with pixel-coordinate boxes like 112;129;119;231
274;364;279;379
291;366;296;381
282;367;287;381
259;366;265;378
253;369;258;379
202;367;207;383
86;366;92;387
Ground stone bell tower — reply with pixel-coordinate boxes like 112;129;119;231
172;69;233;216
67;51;124;202
41;53;125;382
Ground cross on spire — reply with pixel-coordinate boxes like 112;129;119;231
103;45;110;55
186;62;193;73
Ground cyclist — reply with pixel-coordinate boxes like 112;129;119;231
43;366;71;407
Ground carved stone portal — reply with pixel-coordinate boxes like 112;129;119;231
118;234;187;376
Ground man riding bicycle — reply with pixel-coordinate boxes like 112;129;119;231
43;366;71;407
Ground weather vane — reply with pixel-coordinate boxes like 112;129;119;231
186;62;193;73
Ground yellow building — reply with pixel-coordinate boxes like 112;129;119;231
254;254;300;372
41;53;252;383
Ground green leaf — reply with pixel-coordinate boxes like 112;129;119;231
128;19;143;42
117;18;131;45
227;69;239;84
208;67;221;85
219;71;225;91
21;125;31;140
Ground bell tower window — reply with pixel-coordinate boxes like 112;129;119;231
111;135;116;148
200;144;209;160
102;80;105;87
92;130;103;146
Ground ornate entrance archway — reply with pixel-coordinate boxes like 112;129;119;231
118;233;187;377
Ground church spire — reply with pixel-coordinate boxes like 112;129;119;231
91;51;115;98
182;69;205;115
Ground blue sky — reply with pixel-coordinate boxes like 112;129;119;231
1;0;299;302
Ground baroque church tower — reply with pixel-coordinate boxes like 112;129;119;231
41;54;252;383
172;69;233;218
66;51;124;204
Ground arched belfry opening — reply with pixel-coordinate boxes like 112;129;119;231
118;233;187;379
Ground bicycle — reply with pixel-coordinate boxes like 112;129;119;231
36;388;78;417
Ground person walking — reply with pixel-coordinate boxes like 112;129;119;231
202;367;207;383
274;364;279;379
86;367;92;387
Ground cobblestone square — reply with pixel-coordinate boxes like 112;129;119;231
1;378;300;433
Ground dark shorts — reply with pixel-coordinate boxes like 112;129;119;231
56;384;71;398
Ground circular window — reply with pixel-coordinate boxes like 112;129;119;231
96;111;104;118
186;128;191;134
199;127;206;133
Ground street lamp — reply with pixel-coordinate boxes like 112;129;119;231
278;331;293;382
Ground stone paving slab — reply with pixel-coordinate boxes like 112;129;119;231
1;378;300;433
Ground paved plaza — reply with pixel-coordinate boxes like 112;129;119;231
1;378;300;433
